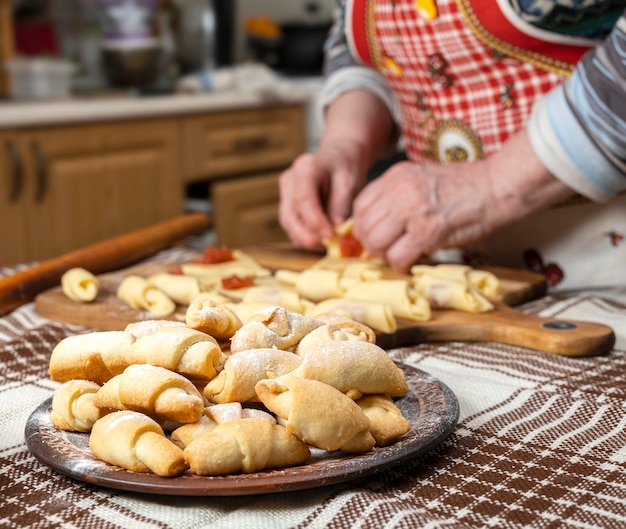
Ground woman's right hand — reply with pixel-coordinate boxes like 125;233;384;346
278;89;396;251
278;140;366;251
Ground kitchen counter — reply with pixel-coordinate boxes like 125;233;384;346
0;84;312;128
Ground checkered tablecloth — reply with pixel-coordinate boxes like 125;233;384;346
1;249;625;529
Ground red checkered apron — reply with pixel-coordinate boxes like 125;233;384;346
345;0;626;290
347;0;589;161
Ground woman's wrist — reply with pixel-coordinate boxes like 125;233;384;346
485;129;576;228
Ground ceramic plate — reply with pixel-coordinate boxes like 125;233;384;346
25;365;458;496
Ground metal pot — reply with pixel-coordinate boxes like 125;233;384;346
169;0;235;73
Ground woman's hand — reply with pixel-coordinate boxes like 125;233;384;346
353;129;575;272
278;89;396;250
278;140;367;250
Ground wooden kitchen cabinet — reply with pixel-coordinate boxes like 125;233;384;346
182;103;306;247
182;104;306;182
211;172;289;247
0;117;183;266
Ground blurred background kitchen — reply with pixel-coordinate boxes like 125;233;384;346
0;0;333;267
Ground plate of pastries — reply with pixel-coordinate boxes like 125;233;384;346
26;223;464;495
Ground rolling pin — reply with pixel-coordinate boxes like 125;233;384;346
0;212;210;316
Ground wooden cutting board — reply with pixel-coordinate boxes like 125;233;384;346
35;244;615;357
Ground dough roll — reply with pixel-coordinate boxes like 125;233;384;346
117;275;176;317
61;267;99;302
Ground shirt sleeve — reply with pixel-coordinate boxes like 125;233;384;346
528;11;626;202
319;0;402;127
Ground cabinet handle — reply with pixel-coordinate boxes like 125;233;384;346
31;141;47;203
233;136;269;152
265;218;281;231
5;140;23;203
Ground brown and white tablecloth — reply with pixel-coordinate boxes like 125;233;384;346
1;250;625;529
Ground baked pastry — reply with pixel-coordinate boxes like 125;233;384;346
289;340;408;399
146;272;201;305
356;394;411;446
255;375;376;453
224;302;277;324
170;414;218;449
343;279;431;321
183;418;310;475
61;267;99;302
129;325;225;383
49;330;136;384
50;379;102;432
307;298;397;334
185;294;242;341
89;410;188;477
124;320;187;339
295;314;376;356
204;348;302;403
204;402;276;424
117;275;176;317
229;306;323;353
94;364;204;424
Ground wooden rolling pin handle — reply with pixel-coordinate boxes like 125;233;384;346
0;212;210;316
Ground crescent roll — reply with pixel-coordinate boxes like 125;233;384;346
204;348;302;403
183;418;311;475
170;414;218;449
356;394;411;446
290;341;408;399
50;379;103;432
49;331;136;384
61;267;99;302
295;314;376;356
307;298;397;334
129;325;225;383
229;306;323;354
89;410;188;477
146;272;201;305
185;294;242;341
124;320;187;339
224;302;277;324
117;275;176;317
94;364;204;424
255;375;375;453
342;279;431;322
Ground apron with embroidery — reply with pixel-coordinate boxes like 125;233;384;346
346;0;626;290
